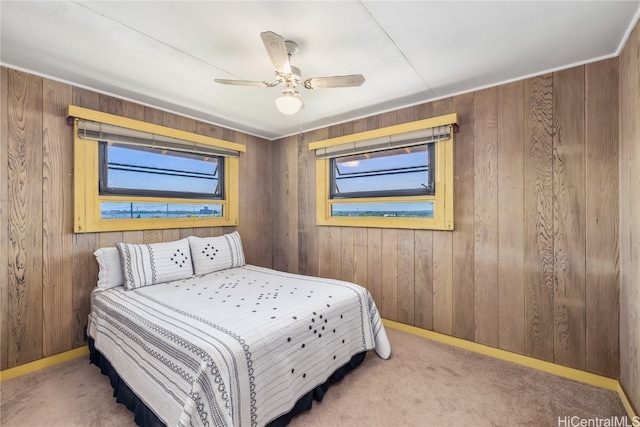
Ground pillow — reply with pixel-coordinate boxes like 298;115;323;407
188;231;246;275
117;238;194;290
94;247;124;290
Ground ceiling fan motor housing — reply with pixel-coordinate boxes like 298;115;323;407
284;40;299;56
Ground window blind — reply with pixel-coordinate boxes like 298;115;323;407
77;119;241;158
315;125;451;159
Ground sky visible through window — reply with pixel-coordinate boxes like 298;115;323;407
106;145;219;195
331;145;435;218
101;144;221;219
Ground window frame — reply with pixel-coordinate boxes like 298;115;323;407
329;143;436;199
69;105;245;233
311;113;457;230
98;142;225;200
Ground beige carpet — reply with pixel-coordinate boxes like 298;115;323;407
0;328;627;427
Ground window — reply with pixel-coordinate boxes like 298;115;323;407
311;113;457;230
100;202;223;220
69;105;245;232
99;143;223;199
331;144;435;199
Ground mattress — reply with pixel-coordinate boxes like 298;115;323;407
88;264;391;426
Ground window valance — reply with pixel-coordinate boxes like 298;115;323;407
68;105;245;157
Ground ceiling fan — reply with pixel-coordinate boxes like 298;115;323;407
215;31;365;115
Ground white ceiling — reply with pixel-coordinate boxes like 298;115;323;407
2;1;639;140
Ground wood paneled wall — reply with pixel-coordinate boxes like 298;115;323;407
0;67;273;370
619;20;640;412
1;50;631;388
273;59;620;377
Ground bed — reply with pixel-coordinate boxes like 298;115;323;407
88;232;391;426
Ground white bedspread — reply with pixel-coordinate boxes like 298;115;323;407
88;265;391;427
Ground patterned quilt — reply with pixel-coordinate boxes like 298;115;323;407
88;265;391;427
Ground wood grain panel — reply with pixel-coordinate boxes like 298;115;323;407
233;128;268;265
396;106;417;125
397;229;415;324
317;226;332;279
122;231;144;244
72;233;98;342
7;70;44;366
451;92;475;341
414;102;434;121
523;74;555;362
271;136;288;271
197;118;224;141
414;230;433;330
254;135;273;269
497;81;525;354
121;98;145;121
164;111;193;133
1;67;9;369
143;105;164;126
341;227;355;283
183;115;199;136
473;88;499;347
162;229;180;242
100;94;125;117
432;230;453;334
339;121;354;138
296;133;311;275
42;78;74;356
192;227;214;238
630;24;640;407
71;86;100;348
619;21;640;408
354;228;368;289
431;98;454;335
618;41;631;407
286;135;299;273
380;228;398;321
553;66;586;370
328;226;342;280
367;228;382;307
71;87;100;112
100;232;123;248
585;58;619;377
143;229;164;244
365;111;397;132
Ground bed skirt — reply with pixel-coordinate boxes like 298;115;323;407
88;338;366;426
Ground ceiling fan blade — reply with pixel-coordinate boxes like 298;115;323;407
304;74;365;89
214;79;269;87
260;31;292;74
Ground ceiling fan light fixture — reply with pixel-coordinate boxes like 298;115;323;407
216;31;365;116
275;93;302;115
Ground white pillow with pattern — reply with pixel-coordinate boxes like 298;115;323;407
188;231;246;275
117;238;194;290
